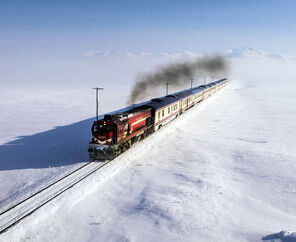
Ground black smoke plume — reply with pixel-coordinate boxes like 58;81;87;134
127;56;229;105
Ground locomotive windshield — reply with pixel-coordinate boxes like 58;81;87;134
93;124;115;133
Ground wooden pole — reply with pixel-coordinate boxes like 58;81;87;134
92;87;104;123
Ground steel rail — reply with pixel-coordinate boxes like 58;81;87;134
0;159;111;235
0;160;95;217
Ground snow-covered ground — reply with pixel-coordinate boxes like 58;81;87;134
1;49;296;241
0;86;130;213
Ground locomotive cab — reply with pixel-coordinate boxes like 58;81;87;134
91;120;117;145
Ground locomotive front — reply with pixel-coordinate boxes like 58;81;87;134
88;117;118;160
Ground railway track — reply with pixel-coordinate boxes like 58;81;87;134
0;159;111;235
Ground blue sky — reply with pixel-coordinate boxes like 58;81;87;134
1;0;296;54
1;0;296;87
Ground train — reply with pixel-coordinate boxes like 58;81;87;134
88;78;229;160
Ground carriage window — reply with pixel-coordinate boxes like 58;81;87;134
162;110;164;117
124;123;129;131
168;107;170;114
158;111;160;120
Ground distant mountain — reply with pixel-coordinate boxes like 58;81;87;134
83;50;203;59
219;47;296;60
83;47;296;61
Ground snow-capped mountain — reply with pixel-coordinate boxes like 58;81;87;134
83;47;296;61
219;47;296;60
83;50;202;59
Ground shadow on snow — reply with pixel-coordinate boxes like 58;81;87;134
0;102;147;171
0;117;95;170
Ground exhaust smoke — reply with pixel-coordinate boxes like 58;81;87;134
127;56;229;105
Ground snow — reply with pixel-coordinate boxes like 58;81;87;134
0;87;129;212
1;50;296;241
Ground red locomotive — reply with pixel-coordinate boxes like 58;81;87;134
88;105;154;159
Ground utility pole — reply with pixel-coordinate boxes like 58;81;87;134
166;82;169;95
204;76;206;85
190;78;193;89
212;76;214;83
92;87;104;123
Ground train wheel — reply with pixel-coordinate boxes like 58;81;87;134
114;150;120;157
